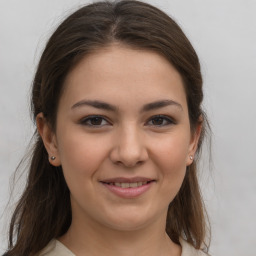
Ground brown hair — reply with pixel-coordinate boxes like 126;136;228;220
5;1;210;255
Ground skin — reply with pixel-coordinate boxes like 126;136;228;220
37;44;201;256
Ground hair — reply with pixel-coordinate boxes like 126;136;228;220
4;1;211;255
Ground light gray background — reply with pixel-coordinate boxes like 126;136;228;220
0;0;256;255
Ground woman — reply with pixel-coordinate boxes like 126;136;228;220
4;1;210;255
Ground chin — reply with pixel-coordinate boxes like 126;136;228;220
105;218;150;232
101;207;162;232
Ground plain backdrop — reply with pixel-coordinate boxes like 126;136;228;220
0;0;256;255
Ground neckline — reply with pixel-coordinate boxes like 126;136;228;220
54;238;203;256
55;240;76;255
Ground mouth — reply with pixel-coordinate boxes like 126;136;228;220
99;177;156;198
101;180;153;188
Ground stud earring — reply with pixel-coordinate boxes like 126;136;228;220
50;156;56;160
189;155;193;160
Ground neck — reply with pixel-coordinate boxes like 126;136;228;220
59;213;181;256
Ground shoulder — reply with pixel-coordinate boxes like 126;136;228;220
180;238;208;256
37;240;75;256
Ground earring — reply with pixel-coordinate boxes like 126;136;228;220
50;156;56;160
189;155;193;160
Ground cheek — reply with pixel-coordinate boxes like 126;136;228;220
153;132;190;168
151;132;190;193
57;130;109;180
56;131;112;207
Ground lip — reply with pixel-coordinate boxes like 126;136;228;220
100;176;153;183
100;177;156;198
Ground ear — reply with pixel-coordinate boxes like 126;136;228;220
36;113;61;166
186;119;202;166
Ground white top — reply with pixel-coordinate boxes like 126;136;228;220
38;238;207;256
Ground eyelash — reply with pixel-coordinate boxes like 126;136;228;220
80;115;111;127
146;115;176;127
80;115;176;127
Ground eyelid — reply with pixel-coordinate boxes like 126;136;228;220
79;114;176;127
146;114;176;126
80;115;111;127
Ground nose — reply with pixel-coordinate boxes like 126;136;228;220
109;125;148;168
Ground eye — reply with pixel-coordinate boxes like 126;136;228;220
147;115;175;126
80;115;110;127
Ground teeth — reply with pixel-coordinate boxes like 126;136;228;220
111;181;149;188
130;182;137;188
121;183;129;188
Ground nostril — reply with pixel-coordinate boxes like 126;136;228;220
114;160;123;166
113;160;144;168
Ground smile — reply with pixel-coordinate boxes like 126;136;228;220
100;178;155;198
103;181;149;188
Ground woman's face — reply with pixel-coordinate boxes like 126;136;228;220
42;45;200;231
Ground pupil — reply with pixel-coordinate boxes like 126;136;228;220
152;117;163;125
91;117;102;125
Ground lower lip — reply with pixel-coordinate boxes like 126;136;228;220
101;182;154;198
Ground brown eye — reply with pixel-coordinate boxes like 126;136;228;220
152;117;164;125
80;116;109;127
147;115;175;127
90;117;103;125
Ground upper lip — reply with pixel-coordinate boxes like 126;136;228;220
100;177;155;183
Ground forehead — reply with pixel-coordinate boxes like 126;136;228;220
60;44;187;111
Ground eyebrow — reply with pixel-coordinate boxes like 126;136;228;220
141;100;183;112
71;99;182;112
71;100;118;112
